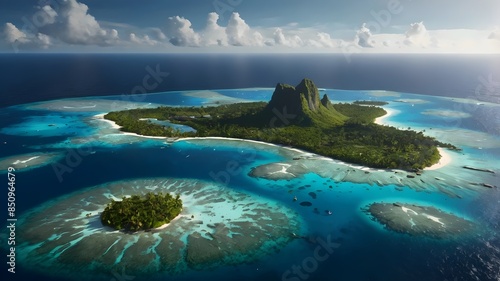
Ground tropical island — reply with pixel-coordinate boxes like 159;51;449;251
101;192;182;232
104;78;457;170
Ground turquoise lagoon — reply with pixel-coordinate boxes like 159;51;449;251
0;88;499;281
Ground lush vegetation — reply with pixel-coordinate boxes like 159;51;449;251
353;100;389;106
101;192;182;232
105;101;458;170
105;77;458;171
333;103;387;124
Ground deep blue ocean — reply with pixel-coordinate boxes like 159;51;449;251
0;54;499;281
1;53;499;108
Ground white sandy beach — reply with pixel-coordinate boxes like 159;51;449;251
374;109;453;170
94;113;122;129
174;136;308;155
424;147;452;170
374;108;398;126
154;214;185;230
93;113;166;140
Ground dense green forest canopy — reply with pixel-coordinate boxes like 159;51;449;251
353;100;389;106
101;192;182;232
104;80;458;170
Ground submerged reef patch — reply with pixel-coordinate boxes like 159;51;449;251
13;178;302;279
421;109;472;118
363;202;475;239
248;150;498;198
0;152;64;173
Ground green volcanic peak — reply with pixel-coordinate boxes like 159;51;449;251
321;93;331;107
266;78;347;127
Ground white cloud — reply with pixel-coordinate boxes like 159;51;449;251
273;28;286;45
43;0;119;45
226;12;264;46
150;27;166;41
129;33;159;46
2;3;499;54
315;32;336;48
201;12;227;46
36;32;51;46
404;22;429;46
40;5;58;25
4;0;119;48
166;16;201;47
272;28;303;47
4;22;51;49
124;27;166;46
356;23;374;48
489;30;500;40
4;23;29;44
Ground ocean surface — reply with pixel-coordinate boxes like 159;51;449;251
0;54;499;281
1;53;500;108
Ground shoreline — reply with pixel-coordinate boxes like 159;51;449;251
94;113;122;130
174;136;308;155
154;214;185;230
93;113;167;140
95;113;452;171
424;147;452;171
374;109;453;170
374;108;398;126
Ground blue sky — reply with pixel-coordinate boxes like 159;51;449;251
1;0;499;53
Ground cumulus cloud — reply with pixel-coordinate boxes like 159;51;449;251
226;12;263;46
129;33;159;46
126;27;166;46
4;23;30;44
162;12;269;47
4;0;119;48
10;4;491;53
42;0;119;45
272;28;303;47
488;30;500;40
315;32;336;48
4;22;51;49
149;27;166;41
201;12;227;46
404;22;429;46
273;28;287;45
166;16;200;47
356;23;374;48
40;5;58;25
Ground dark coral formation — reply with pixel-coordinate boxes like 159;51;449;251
365;202;475;239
